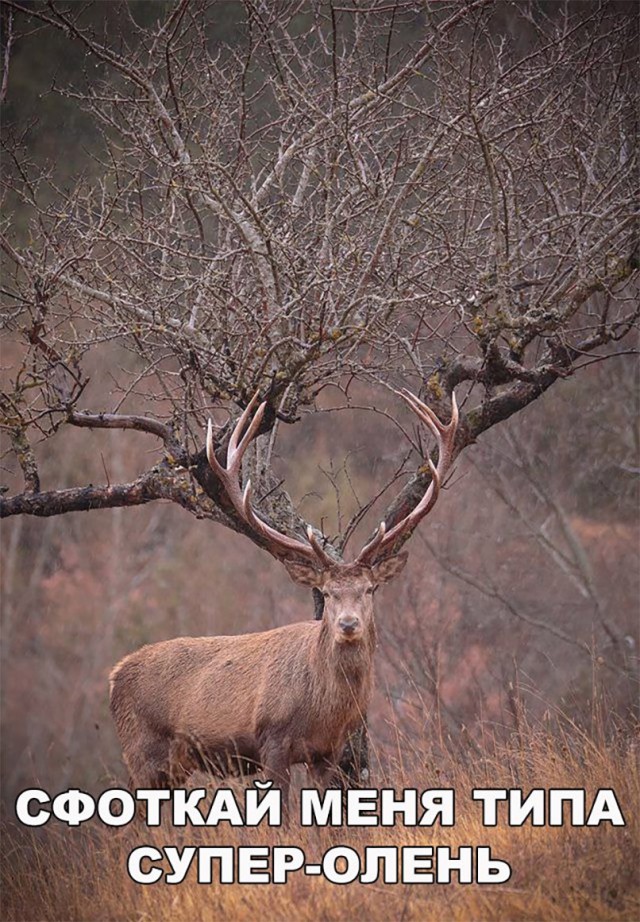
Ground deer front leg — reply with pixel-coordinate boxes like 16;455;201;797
309;753;342;791
339;720;370;788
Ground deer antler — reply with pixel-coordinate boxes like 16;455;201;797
206;392;334;567
354;389;459;565
207;388;458;569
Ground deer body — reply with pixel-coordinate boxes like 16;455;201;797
109;388;458;808
110;607;375;795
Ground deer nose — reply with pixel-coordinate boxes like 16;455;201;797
338;615;360;635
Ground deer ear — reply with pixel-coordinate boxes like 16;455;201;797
283;559;323;587
372;552;408;584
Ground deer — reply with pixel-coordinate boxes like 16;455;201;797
109;388;458;812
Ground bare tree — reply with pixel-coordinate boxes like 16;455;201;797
1;2;637;542
0;0;637;790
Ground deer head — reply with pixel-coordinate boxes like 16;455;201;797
281;558;408;645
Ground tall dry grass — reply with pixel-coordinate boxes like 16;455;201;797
1;707;638;922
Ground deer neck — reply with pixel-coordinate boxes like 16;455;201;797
315;618;376;695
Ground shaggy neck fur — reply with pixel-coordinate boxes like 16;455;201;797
312;616;376;713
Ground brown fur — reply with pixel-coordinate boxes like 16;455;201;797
109;557;407;806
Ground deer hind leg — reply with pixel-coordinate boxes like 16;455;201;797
259;737;292;820
168;734;202;786
121;732;174;824
125;731;173;790
130;733;201;789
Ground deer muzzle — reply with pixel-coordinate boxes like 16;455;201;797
337;614;362;640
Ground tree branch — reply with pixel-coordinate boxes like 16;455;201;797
0;470;168;518
68;410;184;460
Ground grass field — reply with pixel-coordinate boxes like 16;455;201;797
2;712;638;922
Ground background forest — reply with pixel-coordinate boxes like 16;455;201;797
0;2;638;921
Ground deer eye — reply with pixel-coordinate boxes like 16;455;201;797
366;586;375;595
322;590;330;599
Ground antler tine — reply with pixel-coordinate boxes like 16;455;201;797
234;399;266;462
357;521;386;562
206;393;263;481
306;525;338;568
400;388;458;463
397;388;440;432
228;390;263;461
354;389;457;566
240;481;335;566
397;387;457;437
206;395;335;568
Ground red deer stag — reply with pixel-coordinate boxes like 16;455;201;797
110;389;458;807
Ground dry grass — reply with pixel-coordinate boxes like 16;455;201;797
2;714;639;922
